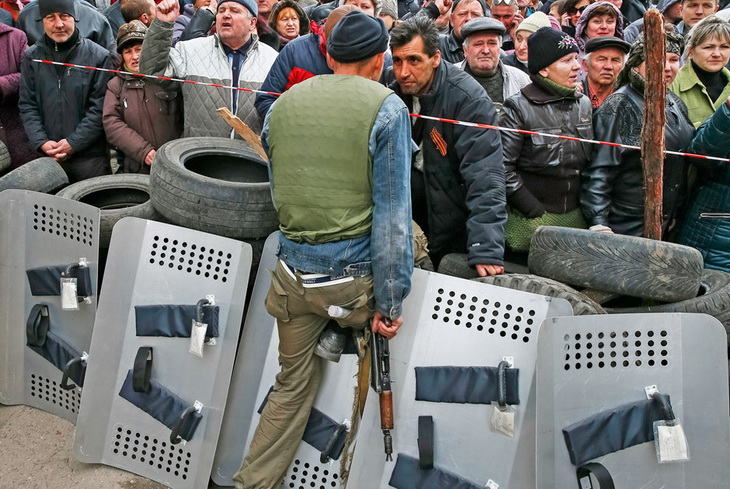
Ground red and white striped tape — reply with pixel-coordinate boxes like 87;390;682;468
32;58;730;163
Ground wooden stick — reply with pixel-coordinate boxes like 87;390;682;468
642;10;666;241
216;107;268;161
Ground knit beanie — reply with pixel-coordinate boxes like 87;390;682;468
327;10;389;62
527;27;579;74
515;11;551;35
39;0;76;19
218;0;258;17
380;0;397;19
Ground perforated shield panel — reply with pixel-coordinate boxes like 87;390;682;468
72;218;251;489
346;271;573;489
0;190;99;423
212;232;361;488
536;313;730;488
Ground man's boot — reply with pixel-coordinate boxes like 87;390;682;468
314;320;348;362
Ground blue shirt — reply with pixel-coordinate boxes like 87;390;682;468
262;92;414;319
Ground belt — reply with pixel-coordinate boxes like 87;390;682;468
280;260;354;288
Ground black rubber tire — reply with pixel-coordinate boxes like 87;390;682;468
473;273;606;315
0;157;68;193
604;269;730;336
150;137;278;240
528;226;704;302
0;141;10;172
438;253;478;279
56;174;162;249
438;253;530;279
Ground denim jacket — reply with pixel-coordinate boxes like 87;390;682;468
262;93;414;319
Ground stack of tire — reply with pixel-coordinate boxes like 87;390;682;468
438;227;730;344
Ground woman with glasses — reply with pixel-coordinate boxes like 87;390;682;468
554;0;590;36
500;27;592;253
269;0;310;48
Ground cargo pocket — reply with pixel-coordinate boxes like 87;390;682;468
333;283;375;330
264;272;290;322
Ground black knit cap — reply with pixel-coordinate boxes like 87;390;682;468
39;0;77;19
527;27;579;75
327;10;389;63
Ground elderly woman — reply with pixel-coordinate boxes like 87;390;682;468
342;0;379;16
269;0;310;47
678;97;730;272
103;21;182;174
581;30;694;237
669;16;730;128
500;27;593;252
575;1;625;53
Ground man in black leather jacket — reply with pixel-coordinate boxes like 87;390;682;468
390;16;506;276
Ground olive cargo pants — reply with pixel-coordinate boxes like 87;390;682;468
233;260;374;489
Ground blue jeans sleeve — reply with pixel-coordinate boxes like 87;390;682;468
369;94;414;319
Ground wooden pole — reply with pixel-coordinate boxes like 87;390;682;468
215;107;269;162
642;10;666;240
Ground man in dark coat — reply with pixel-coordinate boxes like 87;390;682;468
17;0;116;49
390;16;506;276
19;0;114;182
0;22;36;168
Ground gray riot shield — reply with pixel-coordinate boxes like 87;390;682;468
72;217;251;489
0;190;100;424
346;270;573;489
212;232;360;487
536;313;730;489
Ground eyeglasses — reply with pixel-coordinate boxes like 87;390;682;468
492;0;516;6
568;5;588;15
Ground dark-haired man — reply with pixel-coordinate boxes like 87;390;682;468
390;16;506;276
233;10;413;489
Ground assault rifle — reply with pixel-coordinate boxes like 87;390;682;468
371;330;394;461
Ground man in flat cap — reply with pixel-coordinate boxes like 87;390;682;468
457;16;530;114
139;0;278;137
390;16;506;277
233;10;413;488
19;0;114;182
581;35;630;108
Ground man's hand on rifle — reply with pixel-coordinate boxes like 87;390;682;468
372;312;402;339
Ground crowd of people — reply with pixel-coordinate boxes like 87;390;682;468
2;0;730;486
0;0;728;263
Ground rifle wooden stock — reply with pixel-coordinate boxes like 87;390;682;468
380;390;394;430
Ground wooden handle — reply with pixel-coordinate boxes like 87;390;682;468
380;391;394;430
215;107;268;162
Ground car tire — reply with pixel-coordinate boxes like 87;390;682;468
56;174;163;249
473;273;606;315
150;137;278;240
0;157;68;194
528;226;704;302
603;269;730;337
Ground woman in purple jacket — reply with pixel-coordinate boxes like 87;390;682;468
0;23;35;169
